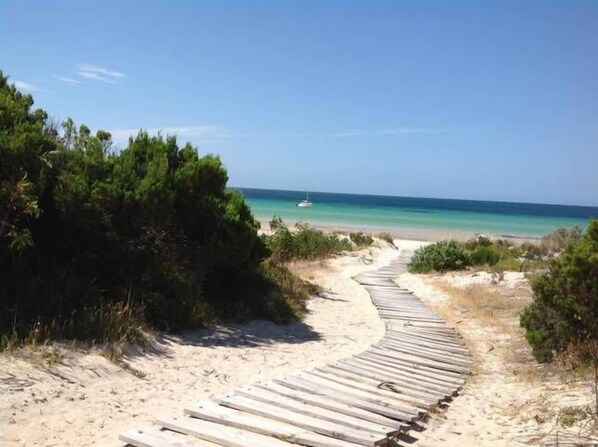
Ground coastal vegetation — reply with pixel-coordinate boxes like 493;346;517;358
0;73;315;349
263;217;375;263
374;231;396;246
407;226;587;274
520;219;598;363
408;240;472;273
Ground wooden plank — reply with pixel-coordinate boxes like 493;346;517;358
381;336;471;359
305;369;426;414
329;359;443;398
376;343;471;373
291;371;432;410
388;328;464;345
356;352;463;387
379;340;472;369
157;416;294;447
273;376;416;422
381;338;471;361
184;401;367;447
367;347;465;381
330;360;446;402
233;385;402;437
384;333;469;355
212;394;387;446
346;356;457;394
254;382;409;430
120;426;218;447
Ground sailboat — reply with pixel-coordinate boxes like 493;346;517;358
297;192;313;207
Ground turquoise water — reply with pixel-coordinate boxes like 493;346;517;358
239;188;597;238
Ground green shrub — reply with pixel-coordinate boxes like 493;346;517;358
470;246;500;266
520;219;598;362
374;231;395;246
408;240;472;273
264;218;351;263
349;231;374;247
539;225;584;255
0;73;309;347
464;234;493;250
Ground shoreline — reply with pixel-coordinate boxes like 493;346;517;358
257;218;542;243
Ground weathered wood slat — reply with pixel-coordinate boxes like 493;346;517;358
184;401;368;447
120;426;219;447
272;375;416;422
233;385;402;436
294;370;434;407
376;342;471;373
355;352;464;387
384;333;469;355
254;381;409;431
211;394;386;446
325;360;443;404
304;369;426;414
366;347;465;381
157;416;295;447
346;356;457;394
379;340;472;369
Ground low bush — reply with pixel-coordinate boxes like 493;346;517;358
349;231;374;247
470;246;500;266
464;234;493;250
408;240;472;273
539;226;583;255
374;231;395;246
264;218;352;263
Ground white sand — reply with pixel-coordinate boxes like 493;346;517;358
0;242;397;447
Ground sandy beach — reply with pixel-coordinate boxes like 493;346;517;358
0;242;397;447
258;219;541;243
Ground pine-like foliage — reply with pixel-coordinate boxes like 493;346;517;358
0;72;305;345
521;219;598;362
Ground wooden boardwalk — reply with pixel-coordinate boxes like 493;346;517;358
120;250;471;447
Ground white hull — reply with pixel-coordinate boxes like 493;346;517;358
297;201;312;207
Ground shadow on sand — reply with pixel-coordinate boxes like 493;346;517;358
126;314;323;359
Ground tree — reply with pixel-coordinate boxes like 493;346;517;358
1;72;303;345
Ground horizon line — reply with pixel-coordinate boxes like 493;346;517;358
231;185;598;210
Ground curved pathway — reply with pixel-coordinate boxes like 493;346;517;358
120;249;471;447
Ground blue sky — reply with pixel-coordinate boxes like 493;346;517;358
2;0;597;206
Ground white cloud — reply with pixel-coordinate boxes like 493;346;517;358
106;125;444;146
377;128;446;135
13;80;42;92
108;125;232;146
77;63;126;83
53;75;81;84
291;128;446;139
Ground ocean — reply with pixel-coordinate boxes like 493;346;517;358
237;188;597;239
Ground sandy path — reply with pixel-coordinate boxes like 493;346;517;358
0;243;397;447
